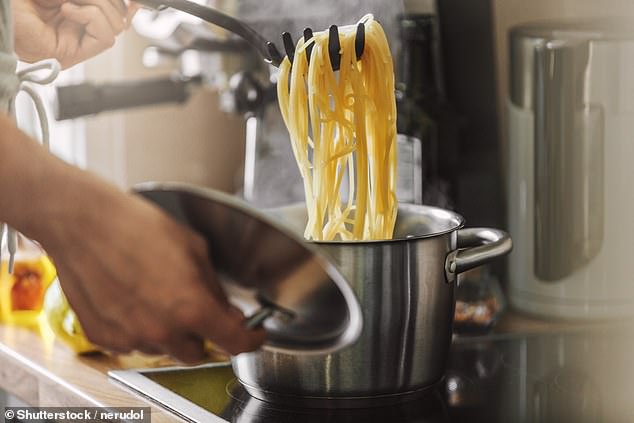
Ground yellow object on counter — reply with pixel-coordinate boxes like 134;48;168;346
0;237;97;354
0;240;57;327
42;279;98;354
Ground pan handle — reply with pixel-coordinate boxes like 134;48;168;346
445;228;513;283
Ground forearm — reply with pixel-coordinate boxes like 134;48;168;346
0;113;120;248
0;109;266;361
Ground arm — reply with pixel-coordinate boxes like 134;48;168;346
6;0;265;361
0;115;265;361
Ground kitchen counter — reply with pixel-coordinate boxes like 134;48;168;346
0;323;186;422
0;312;626;422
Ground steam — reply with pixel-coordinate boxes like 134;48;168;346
229;0;406;207
236;0;405;49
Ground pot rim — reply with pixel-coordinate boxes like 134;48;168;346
276;203;466;245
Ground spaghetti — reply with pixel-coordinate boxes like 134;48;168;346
277;15;398;241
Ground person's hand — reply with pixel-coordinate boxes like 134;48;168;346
0;113;266;362
12;0;138;69
42;184;266;362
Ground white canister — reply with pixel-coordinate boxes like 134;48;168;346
507;19;634;319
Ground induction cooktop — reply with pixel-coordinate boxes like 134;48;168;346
110;330;634;422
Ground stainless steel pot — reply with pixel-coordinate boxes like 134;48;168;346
232;203;512;406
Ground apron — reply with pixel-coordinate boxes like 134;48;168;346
0;0;12;50
0;0;59;271
0;0;17;112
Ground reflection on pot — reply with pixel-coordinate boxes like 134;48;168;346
233;204;511;405
443;339;507;423
532;368;601;423
224;379;450;423
497;333;613;422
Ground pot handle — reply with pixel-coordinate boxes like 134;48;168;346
445;228;513;283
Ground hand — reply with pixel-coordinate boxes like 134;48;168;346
0;113;266;362
43;185;266;362
12;0;138;68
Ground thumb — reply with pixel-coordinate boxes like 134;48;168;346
221;305;268;355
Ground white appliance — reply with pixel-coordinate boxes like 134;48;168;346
507;19;634;319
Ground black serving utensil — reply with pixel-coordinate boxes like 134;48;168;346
135;0;366;71
281;23;366;70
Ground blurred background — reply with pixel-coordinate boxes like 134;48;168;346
7;2;634;418
16;0;634;322
29;0;634;213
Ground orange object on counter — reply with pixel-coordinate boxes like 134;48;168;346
0;236;57;327
11;262;46;311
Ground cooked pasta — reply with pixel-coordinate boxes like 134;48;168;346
277;14;398;241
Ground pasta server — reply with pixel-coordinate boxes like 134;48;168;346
134;0;366;70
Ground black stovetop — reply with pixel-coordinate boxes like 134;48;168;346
111;328;634;422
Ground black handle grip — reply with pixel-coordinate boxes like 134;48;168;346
54;75;201;121
135;0;277;65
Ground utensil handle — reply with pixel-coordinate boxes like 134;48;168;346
245;307;276;330
445;228;512;283
135;0;277;65
533;40;603;281
54;75;200;120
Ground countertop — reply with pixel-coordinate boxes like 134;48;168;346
0;322;186;422
0;312;619;422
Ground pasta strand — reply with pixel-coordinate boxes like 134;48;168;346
278;15;397;241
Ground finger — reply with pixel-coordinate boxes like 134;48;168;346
58;277;133;353
184;232;231;304
162;334;207;365
125;2;140;29
222;306;268;354
61;3;115;39
54;20;87;68
187;298;267;356
68;0;125;18
70;0;127;32
53;257;140;353
60;3;116;60
134;344;163;356
198;254;230;305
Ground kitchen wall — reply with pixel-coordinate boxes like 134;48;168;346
81;30;247;193
79;1;634;197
